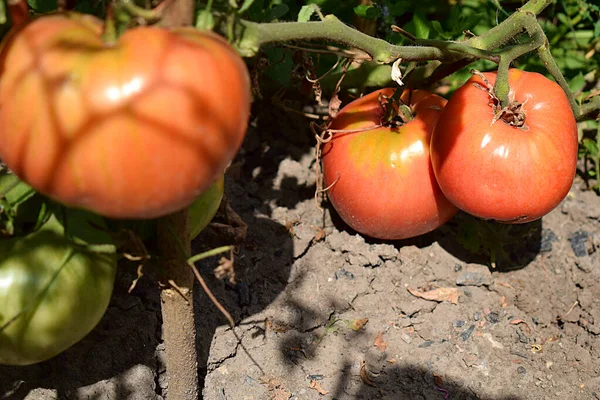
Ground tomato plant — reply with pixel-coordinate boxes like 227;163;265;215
0;12;251;219
430;69;579;223
0;207;117;366
321;88;458;240
189;175;224;240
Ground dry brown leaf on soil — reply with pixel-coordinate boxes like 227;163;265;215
407;287;459;304
350;318;369;331
374;332;388;352
509;319;532;334
360;361;377;387
308;380;329;395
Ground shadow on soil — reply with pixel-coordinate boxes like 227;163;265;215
329;205;543;272
339;361;524;400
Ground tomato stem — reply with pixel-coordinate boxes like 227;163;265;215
6;0;30;28
494;24;544;107
102;3;118;43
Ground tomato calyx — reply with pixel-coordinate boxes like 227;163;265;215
472;70;527;129
378;89;414;128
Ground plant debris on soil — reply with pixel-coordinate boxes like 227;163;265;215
1;103;599;400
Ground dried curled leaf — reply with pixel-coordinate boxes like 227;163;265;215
308;380;329;395
407;287;459;304
374;332;388;352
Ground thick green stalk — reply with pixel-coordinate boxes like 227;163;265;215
466;0;551;50
577;96;600;122
537;44;579;116
236;16;444;62
494;31;544;106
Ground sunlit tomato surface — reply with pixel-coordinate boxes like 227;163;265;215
0;211;117;366
0;13;251;219
321;89;458;240
430;69;578;223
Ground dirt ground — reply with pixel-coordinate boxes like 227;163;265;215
1;101;599;400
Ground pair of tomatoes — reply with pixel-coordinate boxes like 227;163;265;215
322;69;578;240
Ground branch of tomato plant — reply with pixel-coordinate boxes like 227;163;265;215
230;15;497;64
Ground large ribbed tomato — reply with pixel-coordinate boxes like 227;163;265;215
321;89;458;240
430;69;578;223
0;13;250;219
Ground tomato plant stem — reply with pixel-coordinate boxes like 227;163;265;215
537;44;580;117
578;96;600;122
157;209;199;400
235;16;478;63
6;0;30;27
494;30;544;106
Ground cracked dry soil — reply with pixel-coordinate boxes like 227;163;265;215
1;102;599;400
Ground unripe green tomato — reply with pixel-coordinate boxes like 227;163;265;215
189;175;224;240
0;212;117;366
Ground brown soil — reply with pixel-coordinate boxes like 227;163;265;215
1;101;599;400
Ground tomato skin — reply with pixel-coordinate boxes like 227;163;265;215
0;13;251;219
430;69;578;223
321;89;458;240
0;211;117;366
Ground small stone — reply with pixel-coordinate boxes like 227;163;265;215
540;229;558;253
419;340;434;348
517;366;527;375
486;312;501;324
473;312;482;321
456;272;492;287
454;264;463;272
460;325;476;341
453;320;465;328
515;328;529;344
334;268;355;280
400;332;412;344
569;230;590;257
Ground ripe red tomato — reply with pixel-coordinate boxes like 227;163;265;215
321;89;458;240
430;69;578;223
0;13;251;219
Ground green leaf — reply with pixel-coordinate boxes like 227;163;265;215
195;10;215;30
27;0;57;13
568;72;586;93
456;221;483;253
388;1;410;17
266;3;289;21
353;4;380;20
238;0;256;14
595;20;600;38
413;13;430;39
431;20;450;39
3;179;36;210
582;138;599;156
298;4;320;22
556;13;570;27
